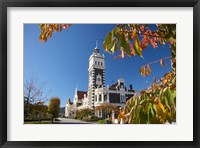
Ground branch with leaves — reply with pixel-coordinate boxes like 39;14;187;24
103;24;176;59
140;56;172;77
39;24;71;42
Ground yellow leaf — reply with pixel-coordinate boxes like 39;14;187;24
158;102;165;113
131;29;137;38
134;34;143;57
147;64;151;73
162;78;168;85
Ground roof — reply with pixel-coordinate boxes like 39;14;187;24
109;83;118;90
77;91;87;100
109;82;134;92
67;98;73;105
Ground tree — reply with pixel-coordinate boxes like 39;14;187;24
33;102;48;123
24;75;47;105
95;103;119;119
75;108;92;120
48;97;60;123
124;71;176;124
24;75;50;120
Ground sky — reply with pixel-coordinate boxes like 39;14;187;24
24;24;172;107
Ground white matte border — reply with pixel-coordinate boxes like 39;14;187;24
7;7;193;141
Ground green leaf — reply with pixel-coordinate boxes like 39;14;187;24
166;36;175;42
153;104;157;115
150;107;154;117
118;33;131;55
146;103;152;113
110;39;118;53
134;34;143;57
103;32;113;51
164;87;171;99
112;26;120;36
171;44;176;58
119;33;127;48
164;97;171;111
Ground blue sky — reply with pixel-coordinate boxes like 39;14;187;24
24;24;172;107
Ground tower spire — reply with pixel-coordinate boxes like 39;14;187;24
96;39;98;49
75;83;78;93
94;39;99;53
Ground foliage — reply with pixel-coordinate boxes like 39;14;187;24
95;103;119;120
75;108;92;120
82;116;100;122
38;24;71;42
103;24;176;58
102;24;176;124
24;102;49;122
48;97;60;123
24;121;59;124
124;71;176;124
103;24;176;77
97;119;108;124
96;103;119;114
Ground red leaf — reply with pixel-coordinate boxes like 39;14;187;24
160;59;165;68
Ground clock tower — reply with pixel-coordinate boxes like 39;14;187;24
87;44;105;110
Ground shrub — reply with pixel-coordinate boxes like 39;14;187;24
75;108;92;119
97;119;108;124
82;116;100;122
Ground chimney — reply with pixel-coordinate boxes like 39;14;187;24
129;84;133;90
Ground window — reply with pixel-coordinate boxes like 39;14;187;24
101;62;102;66
99;110;102;117
95;61;97;65
98;61;100;65
120;95;125;103
104;95;107;101
99;95;102;101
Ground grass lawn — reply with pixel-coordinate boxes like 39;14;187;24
24;121;59;124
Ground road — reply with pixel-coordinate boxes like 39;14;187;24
58;118;95;124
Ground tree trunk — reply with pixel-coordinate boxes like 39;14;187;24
51;117;54;124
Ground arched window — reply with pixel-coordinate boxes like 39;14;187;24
104;94;107;101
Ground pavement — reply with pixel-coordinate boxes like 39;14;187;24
57;118;95;124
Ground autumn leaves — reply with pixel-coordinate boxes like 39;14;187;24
102;24;176;76
39;24;71;42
